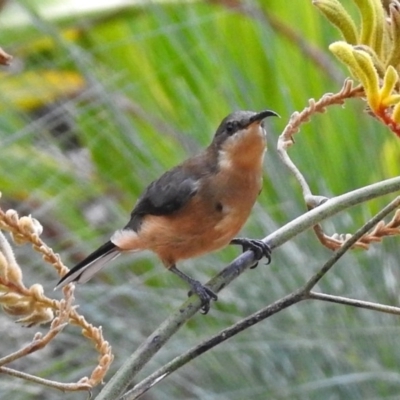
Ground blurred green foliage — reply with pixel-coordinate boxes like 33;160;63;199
1;1;400;399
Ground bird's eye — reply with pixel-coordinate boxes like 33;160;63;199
226;121;235;135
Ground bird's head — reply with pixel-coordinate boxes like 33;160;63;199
211;109;278;169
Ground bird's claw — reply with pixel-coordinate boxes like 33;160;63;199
188;282;218;314
231;237;272;268
250;261;259;270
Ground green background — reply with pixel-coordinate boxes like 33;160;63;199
1;1;400;399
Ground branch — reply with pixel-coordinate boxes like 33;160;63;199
309;292;400;315
122;195;400;400
96;178;400;400
0;366;91;392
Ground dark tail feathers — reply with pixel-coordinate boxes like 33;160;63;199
55;241;119;289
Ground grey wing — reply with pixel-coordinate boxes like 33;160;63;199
125;166;199;231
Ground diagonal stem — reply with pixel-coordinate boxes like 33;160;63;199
309;292;400;315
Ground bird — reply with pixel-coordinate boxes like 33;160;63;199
56;109;278;313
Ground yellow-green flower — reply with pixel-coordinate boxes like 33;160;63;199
314;0;400;137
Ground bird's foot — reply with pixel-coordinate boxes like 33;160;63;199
188;282;218;314
170;265;217;314
230;237;272;269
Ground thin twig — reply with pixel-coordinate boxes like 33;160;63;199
0;323;67;367
0;366;91;392
309;292;400;315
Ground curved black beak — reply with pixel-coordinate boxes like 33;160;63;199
249;109;280;124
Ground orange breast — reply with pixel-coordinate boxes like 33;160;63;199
137;166;263;268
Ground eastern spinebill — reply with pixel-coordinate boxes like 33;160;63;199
56;110;278;313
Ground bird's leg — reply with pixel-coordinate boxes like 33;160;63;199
230;238;272;269
169;265;218;314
